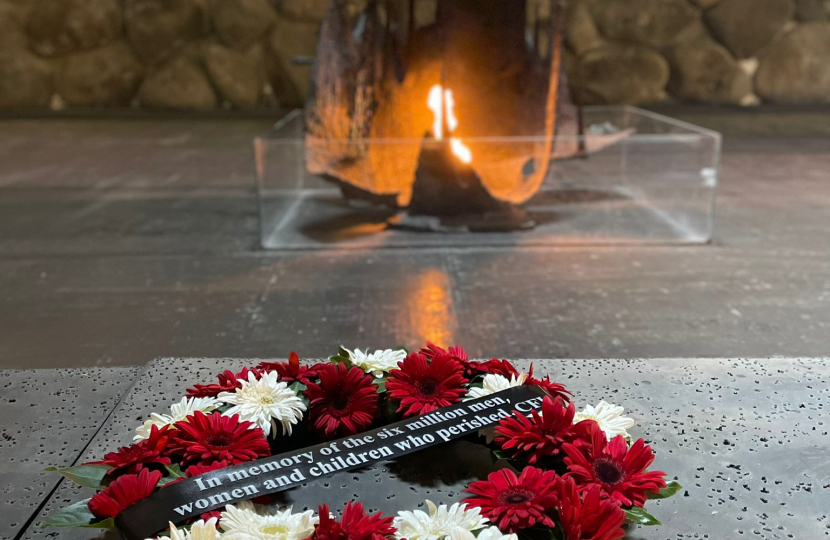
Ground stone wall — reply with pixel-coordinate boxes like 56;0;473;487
0;0;828;111
562;0;830;105
0;0;322;110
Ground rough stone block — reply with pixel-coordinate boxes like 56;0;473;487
125;0;210;65
264;17;318;106
689;0;723;8
705;0;794;58
589;0;700;48
138;55;217;109
755;22;830;102
794;0;830;20
214;0;278;50
565;0;604;56
0;1;28;51
26;0;122;57
57;43;144;107
277;0;328;22
576;45;669;104
414;0;437;28
203;43;263;108
667;36;753;103
0;51;53;109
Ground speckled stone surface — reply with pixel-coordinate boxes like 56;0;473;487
0;368;140;540
22;358;830;540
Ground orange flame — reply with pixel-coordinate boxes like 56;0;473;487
427;84;473;164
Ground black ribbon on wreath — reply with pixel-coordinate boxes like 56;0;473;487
115;385;548;540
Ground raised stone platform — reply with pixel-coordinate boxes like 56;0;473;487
13;358;830;540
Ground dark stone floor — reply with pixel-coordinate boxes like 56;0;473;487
1;111;829;369
0;367;139;540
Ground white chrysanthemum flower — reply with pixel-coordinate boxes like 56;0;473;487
134;396;219;441
464;373;528;401
218;372;306;437
220;501;317;540
346;347;407;378
149;518;221;540
394;500;488;540
574;400;635;441
454;526;516;540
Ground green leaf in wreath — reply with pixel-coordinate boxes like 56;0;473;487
157;476;179;487
84;518;115;529
290;382;310;409
165;463;185;478
467;374;485;388
624;506;662;526
490;449;511;462
41;499;114;529
380;399;399;422
330;347;354;369
44;464;110;489
647;480;682;500
373;378;387;394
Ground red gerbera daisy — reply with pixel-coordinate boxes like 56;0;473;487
525;374;571;403
305;363;379;438
313;502;396;540
386;353;468;417
186;367;262;398
464;467;560;533
88;468;161;519
185;460;229;478
467;358;519;378
257;351;320;385
556;477;625;540
420;343;489;381
168;411;270;466
563;424;667;507
420;342;468;363
86;424;172;476
162;459;229;489
495;396;595;464
420;343;473;373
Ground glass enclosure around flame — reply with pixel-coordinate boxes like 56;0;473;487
255;106;721;250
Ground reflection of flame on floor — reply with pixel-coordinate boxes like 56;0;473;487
427;84;472;164
405;267;456;347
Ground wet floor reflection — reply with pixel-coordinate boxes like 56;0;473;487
403;267;456;348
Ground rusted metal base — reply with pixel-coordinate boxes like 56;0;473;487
389;209;536;233
398;140;536;231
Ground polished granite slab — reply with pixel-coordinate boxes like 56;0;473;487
19;357;830;540
0;367;140;540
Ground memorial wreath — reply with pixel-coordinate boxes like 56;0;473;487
45;345;679;540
